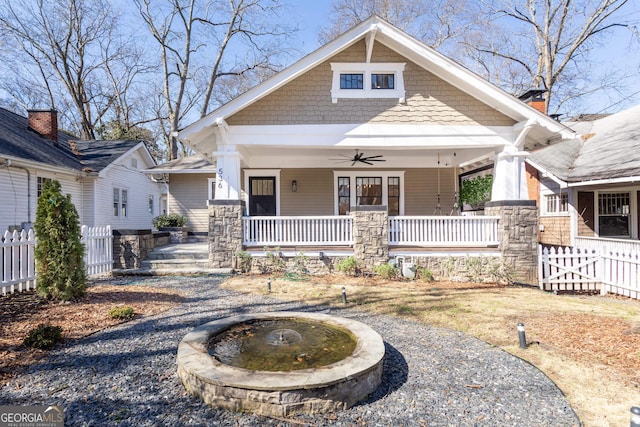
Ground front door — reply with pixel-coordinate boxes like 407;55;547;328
249;177;276;216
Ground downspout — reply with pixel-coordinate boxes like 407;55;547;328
4;159;32;225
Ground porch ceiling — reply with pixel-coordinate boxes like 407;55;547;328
237;146;497;169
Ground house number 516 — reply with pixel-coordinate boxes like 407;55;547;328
217;168;223;189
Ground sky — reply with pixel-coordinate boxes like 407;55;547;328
286;0;640;116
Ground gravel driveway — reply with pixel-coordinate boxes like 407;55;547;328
0;275;580;426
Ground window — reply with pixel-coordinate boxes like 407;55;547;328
544;193;568;215
372;74;394;89
338;177;350;215
113;188;120;217
388;177;400;216
113;188;128;218
333;171;404;215
598;192;630;237
340;74;363;89
330;63;406;103
148;195;154;215
356;177;382;206
121;190;128;217
37;177;53;197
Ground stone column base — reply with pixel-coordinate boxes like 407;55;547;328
208;200;244;269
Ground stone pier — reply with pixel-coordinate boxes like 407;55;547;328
352;206;388;271
485;201;539;284
208;200;244;269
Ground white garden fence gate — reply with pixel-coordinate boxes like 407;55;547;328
539;245;640;300
1;225;113;296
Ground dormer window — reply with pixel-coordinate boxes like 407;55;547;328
372;74;394;89
331;63;405;103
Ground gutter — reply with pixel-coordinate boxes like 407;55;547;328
567;175;640;187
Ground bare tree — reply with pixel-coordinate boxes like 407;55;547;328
470;0;637;113
319;0;481;55
0;0;137;139
135;0;294;160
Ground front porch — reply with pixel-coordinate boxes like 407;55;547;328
209;200;538;283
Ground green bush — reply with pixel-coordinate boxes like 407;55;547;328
235;250;253;273
336;256;359;276
459;174;493;209
264;247;286;273
152;214;188;228
23;324;63;350
34;179;87;301
374;263;398;280
416;266;435;282
109;305;135;320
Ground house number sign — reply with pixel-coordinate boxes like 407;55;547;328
217;168;223;189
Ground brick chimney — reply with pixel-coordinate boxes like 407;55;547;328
518;90;546;114
28;109;58;142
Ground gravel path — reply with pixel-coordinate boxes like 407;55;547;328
1;275;580;426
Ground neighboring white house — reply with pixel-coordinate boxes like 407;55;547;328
527;104;640;249
0;108;164;232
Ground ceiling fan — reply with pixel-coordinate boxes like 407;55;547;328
330;149;386;166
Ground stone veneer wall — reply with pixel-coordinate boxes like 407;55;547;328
485;201;539;284
112;229;156;269
352;206;389;270
208;200;244;269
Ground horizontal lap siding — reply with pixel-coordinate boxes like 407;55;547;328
95;151;162;230
275;168;456;216
227;42;514;127
0;168;29;231
404;168;456;215
279;169;334;215
168;174;214;233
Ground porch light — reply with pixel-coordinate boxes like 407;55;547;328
291;180;297;192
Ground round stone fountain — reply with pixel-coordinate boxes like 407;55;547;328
177;311;385;416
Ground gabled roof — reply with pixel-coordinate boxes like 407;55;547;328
528;104;640;184
180;16;572;145
0;107;154;174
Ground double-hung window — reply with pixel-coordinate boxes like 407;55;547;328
113;188;128;218
598;192;630;237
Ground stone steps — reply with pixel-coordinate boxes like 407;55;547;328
113;243;232;276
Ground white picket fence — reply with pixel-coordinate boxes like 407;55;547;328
81;225;113;277
1;225;113;296
539;245;640;300
1;229;36;295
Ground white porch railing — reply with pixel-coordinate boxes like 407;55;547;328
574;236;640;254
81;225;113;276
1;229;36;295
243;216;353;246
389;216;500;246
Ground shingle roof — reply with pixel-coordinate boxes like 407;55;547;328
528;104;640;183
145;154;214;173
0;107;143;173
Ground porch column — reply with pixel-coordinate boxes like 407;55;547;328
491;145;529;201
208;200;244;269
352;206;389;270
485;201;538;284
213;150;241;200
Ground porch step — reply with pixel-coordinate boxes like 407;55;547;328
113;243;230;276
